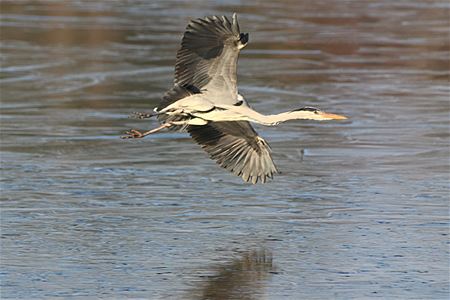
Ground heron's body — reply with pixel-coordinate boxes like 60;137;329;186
123;14;347;184
160;98;346;126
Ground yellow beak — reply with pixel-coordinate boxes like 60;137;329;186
320;112;348;120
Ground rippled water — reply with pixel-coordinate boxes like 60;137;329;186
1;1;449;299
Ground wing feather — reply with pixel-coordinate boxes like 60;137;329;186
152;15;275;183
187;121;278;184
173;14;248;100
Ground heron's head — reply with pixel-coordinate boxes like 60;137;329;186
290;106;347;121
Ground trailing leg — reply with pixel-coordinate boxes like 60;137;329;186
121;122;173;139
121;120;192;139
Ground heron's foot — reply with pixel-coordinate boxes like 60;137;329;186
130;112;154;119
121;129;145;139
121;122;174;139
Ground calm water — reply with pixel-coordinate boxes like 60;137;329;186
1;1;449;299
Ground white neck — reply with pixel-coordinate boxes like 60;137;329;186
195;105;334;125
251;111;326;125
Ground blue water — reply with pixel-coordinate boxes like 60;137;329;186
1;0;449;299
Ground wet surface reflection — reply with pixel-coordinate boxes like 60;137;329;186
190;249;275;300
1;0;449;299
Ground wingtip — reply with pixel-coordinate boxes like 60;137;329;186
232;12;240;33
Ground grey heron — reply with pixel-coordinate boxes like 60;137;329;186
123;14;347;184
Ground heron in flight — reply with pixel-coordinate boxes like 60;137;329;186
123;14;347;184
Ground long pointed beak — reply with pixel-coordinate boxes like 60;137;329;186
320;112;348;120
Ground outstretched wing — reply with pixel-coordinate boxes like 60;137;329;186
157;14;247;111
188;121;278;184
174;13;248;104
155;14;274;183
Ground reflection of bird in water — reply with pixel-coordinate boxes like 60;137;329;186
191;249;275;300
123;14;347;183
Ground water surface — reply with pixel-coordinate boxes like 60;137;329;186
1;1;449;299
